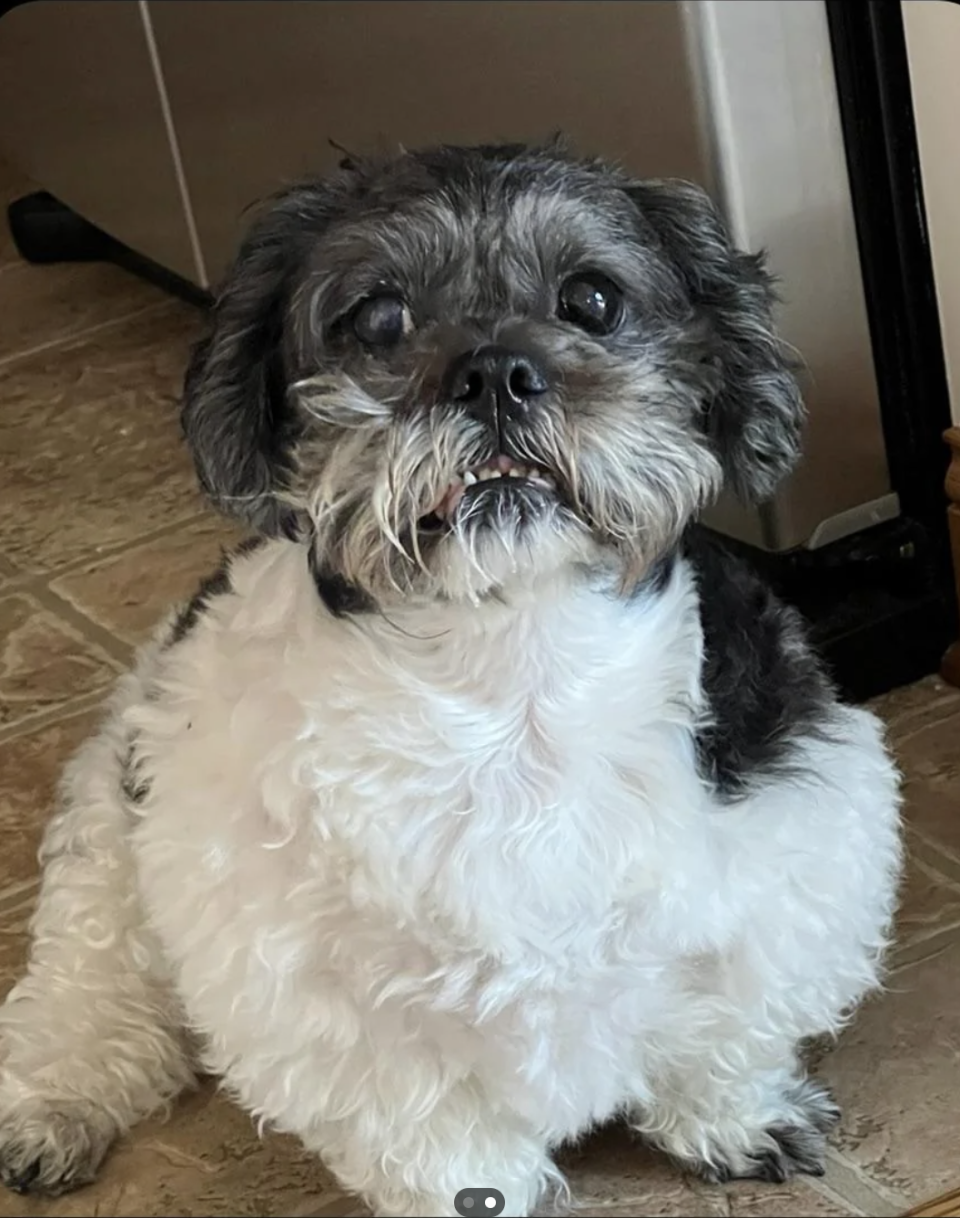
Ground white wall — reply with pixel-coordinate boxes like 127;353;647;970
902;0;960;425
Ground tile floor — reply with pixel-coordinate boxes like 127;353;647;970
1;158;959;1218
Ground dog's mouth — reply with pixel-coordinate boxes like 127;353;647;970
418;455;559;533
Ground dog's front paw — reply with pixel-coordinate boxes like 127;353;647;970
698;1121;828;1185
0;1097;113;1197
696;1079;841;1186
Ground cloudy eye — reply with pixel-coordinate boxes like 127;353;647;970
557;273;624;336
352;294;413;347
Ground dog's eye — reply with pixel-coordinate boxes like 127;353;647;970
352;294;413;347
557;274;624;335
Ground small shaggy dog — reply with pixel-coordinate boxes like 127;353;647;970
0;143;901;1217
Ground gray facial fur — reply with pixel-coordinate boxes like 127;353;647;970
181;142;803;606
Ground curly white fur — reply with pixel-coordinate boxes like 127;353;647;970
0;538;901;1215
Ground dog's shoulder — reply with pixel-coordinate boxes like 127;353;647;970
679;527;836;800
166;534;268;648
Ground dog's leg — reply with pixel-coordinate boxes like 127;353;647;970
0;666;193;1197
309;1083;558;1218
634;706;900;1185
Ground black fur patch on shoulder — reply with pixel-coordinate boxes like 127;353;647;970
682;528;835;801
166;535;265;646
168;564;231;646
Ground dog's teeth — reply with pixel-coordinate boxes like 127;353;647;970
464;462;557;485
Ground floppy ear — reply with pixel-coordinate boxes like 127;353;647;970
181;180;347;536
627;180;804;504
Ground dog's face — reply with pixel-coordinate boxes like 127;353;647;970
183;144;803;607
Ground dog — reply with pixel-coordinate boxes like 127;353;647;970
0;143;902;1217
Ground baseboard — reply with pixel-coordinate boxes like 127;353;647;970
940;427;960;687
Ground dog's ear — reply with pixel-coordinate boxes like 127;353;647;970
626;180;804;504
181;180;349;536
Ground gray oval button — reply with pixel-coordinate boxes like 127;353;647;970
454;1187;506;1216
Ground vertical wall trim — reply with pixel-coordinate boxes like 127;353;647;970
138;0;209;289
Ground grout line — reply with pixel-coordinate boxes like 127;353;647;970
911;848;960;891
908;825;960;882
283;1197;364;1218
886;700;960;746
0;877;40;910
889;925;960;974
817;1149;907;1218
805;1174;869;1216
906;830;960;888
1;510;214;588
0;584;129;669
0;299;176;371
0;881;41;924
138;0;210;290
28;584;135;668
889;846;960;965
0;691;108;748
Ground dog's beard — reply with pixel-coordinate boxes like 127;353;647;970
288;368;723;605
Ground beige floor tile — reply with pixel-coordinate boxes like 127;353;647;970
819;945;960;1207
869;675;960;867
871;675;960;735
0;707;99;931
0;1081;350;1218
0;878;42;1002
569;1187;853;1218
51;515;250;647
0;260;169;365
906;788;960;871
898;749;960;866
0;156;173;362
550;1124;852;1217
894;848;960;951
721;1180;854;1216
0;306;207;575
556;1126;723;1215
0;593;119;729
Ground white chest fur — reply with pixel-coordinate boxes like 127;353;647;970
124;543;784;1135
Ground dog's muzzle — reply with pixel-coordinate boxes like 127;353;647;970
418;344;559;530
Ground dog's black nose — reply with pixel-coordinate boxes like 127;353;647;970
444;346;549;423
